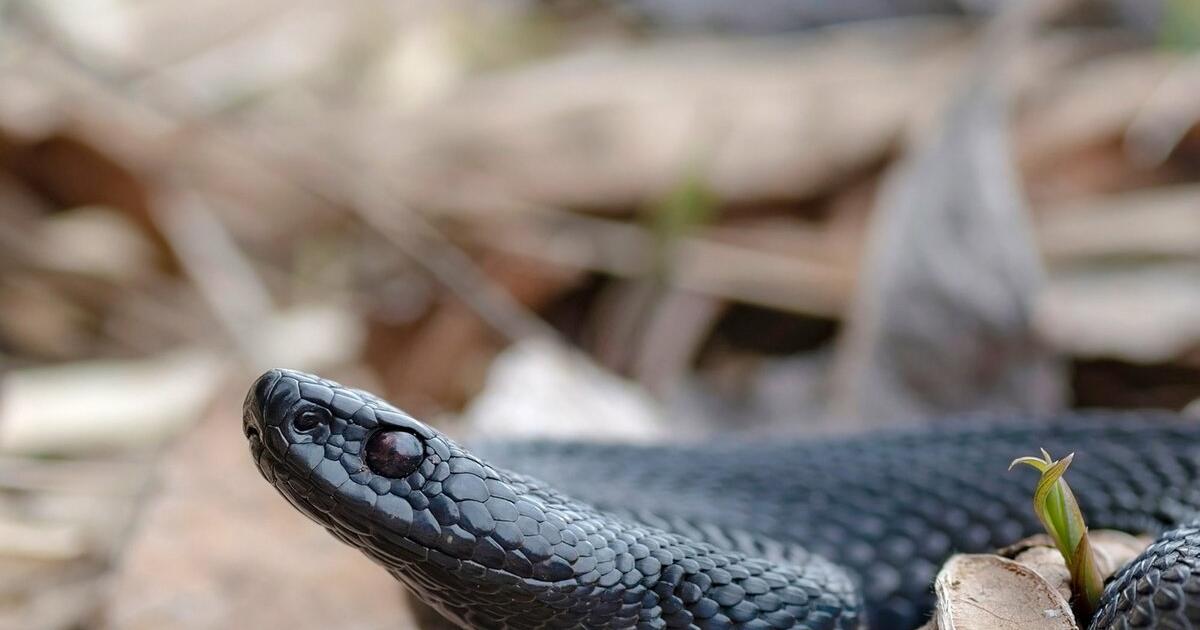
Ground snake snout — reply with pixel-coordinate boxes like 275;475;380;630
242;369;280;439
241;368;334;465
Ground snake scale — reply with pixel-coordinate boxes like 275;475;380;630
243;369;1200;629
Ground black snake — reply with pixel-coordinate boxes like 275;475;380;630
243;368;1200;629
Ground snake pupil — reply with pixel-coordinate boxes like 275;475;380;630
366;430;424;478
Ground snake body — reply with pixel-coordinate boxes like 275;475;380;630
243;369;1200;629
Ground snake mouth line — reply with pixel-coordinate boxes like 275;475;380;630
257;459;586;590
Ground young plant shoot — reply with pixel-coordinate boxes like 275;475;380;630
1010;449;1104;622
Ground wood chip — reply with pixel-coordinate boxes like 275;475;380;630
931;554;1075;630
927;531;1153;630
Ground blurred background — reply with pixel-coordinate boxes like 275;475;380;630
0;0;1198;628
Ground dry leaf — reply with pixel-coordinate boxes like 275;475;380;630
0;350;225;454
831;1;1065;429
460;338;668;442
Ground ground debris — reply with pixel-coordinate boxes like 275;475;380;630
922;531;1152;630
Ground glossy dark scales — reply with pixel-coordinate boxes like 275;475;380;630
244;369;1200;630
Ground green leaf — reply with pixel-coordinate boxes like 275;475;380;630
649;167;717;245
1037;454;1075;551
1008;455;1050;473
1069;531;1104;619
1010;449;1104;622
1162;0;1200;51
643;161;718;280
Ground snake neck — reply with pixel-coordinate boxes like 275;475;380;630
336;463;865;630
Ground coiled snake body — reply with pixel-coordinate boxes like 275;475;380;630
243;369;1200;629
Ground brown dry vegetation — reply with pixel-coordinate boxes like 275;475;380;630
0;1;1197;628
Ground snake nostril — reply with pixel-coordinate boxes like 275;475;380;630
294;409;329;433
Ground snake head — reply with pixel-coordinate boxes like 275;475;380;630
243;369;594;625
242;367;520;555
243;368;448;523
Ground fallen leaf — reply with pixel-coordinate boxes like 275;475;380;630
460;338;668;442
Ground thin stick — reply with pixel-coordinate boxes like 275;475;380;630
11;15;555;344
154;188;276;358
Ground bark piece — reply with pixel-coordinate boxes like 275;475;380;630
925;531;1153;630
930;554;1075;630
831;1;1067;429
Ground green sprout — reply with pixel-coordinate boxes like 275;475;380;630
1162;0;1200;51
647;164;717;267
1009;449;1103;622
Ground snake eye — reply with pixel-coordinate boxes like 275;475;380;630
294;408;329;433
366;430;425;478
